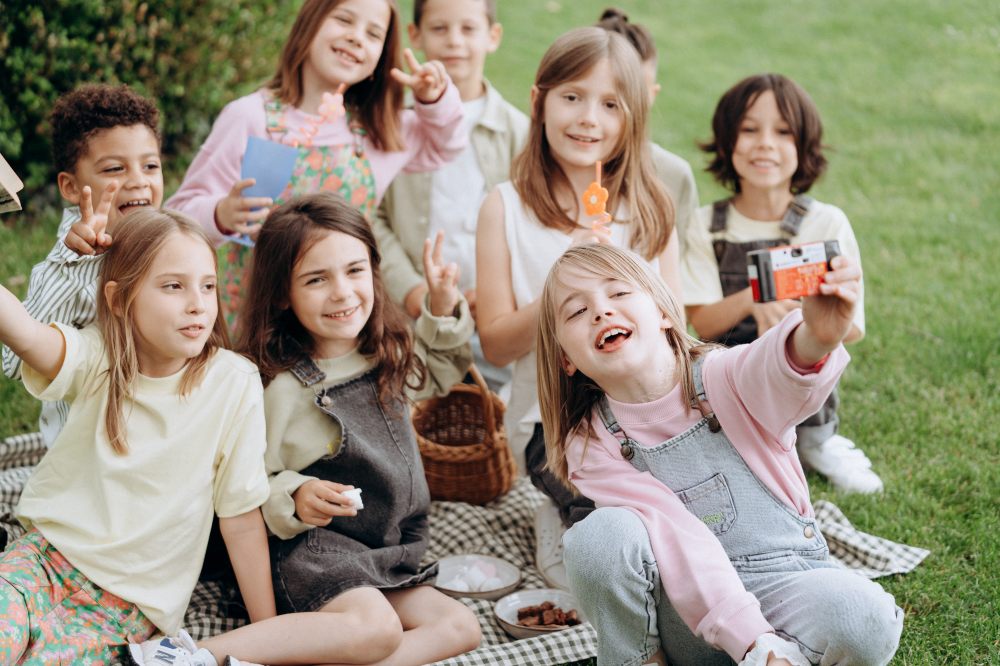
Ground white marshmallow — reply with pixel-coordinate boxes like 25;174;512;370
342;488;363;509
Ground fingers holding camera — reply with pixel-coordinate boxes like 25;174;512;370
796;255;863;357
818;254;862;302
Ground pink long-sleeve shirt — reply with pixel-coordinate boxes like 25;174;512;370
166;84;466;246
566;310;848;661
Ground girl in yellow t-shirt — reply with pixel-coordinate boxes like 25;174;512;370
0;203;272;664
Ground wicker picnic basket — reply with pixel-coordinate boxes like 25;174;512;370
413;365;517;505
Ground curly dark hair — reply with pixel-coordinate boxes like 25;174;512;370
701;73;827;195
50;84;161;174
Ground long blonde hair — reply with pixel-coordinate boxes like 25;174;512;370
511;27;673;260
97;209;229;455
537;244;713;487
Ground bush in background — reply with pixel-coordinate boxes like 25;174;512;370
0;0;295;195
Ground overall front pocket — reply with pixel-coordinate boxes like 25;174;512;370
675;473;737;536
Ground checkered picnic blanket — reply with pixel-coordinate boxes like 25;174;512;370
0;432;928;666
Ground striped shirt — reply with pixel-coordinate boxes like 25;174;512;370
1;207;103;446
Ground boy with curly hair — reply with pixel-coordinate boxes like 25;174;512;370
1;84;164;446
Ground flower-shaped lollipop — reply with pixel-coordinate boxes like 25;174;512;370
319;83;347;119
583;181;608;217
292;83;347;148
583;161;612;234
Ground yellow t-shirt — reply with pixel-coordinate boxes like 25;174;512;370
17;324;270;634
681;200;865;335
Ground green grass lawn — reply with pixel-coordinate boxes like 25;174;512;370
2;0;998;662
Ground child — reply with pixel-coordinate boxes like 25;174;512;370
0;209;273;664
1;83;164;447
166;0;466;329
595;7;700;244
536;243;902;666
132;192;480;665
682;74;882;494
374;0;529;391
475;26;680;587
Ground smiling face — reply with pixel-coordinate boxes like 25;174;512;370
125;232;218;377
288;229;375;359
409;0;500;100
303;0;392;91
58;124;164;230
541;58;624;180
552;264;672;392
732;89;799;196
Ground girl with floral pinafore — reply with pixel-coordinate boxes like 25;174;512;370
167;0;464;330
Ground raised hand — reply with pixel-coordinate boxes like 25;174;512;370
423;230;460;317
390;48;449;104
64;183;117;255
214;178;273;240
800;254;862;348
291;479;358;527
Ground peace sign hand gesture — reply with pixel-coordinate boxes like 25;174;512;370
390;48;450;104
423;230;460;317
64;183;117;256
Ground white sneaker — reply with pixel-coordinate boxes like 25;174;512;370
799;434;884;494
129;629;217;666
534;497;570;590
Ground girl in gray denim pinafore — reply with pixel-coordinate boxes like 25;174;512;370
271;357;435;613
564;356;902;666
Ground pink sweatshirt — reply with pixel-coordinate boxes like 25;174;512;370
566;311;848;661
166;84;466;246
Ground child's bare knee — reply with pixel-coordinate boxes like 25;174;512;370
357;604;404;659
441;602;481;653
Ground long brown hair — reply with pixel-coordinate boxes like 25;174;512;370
537;244;714;487
511;27;673;261
97;209;228;455
268;0;406;151
238;192;424;404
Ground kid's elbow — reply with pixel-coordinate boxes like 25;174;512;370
480;342;509;368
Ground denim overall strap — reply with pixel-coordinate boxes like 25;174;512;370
781;194;812;236
595;397;642;462
288;356;326;388
596;357;828;567
709;199;730;233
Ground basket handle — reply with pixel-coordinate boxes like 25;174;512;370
467;364;497;434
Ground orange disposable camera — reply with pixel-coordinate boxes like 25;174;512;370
747;240;840;303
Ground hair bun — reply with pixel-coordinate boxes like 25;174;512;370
599;7;629;23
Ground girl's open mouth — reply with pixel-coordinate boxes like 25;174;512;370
595;327;632;351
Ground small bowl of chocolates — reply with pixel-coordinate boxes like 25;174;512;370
494;588;586;639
